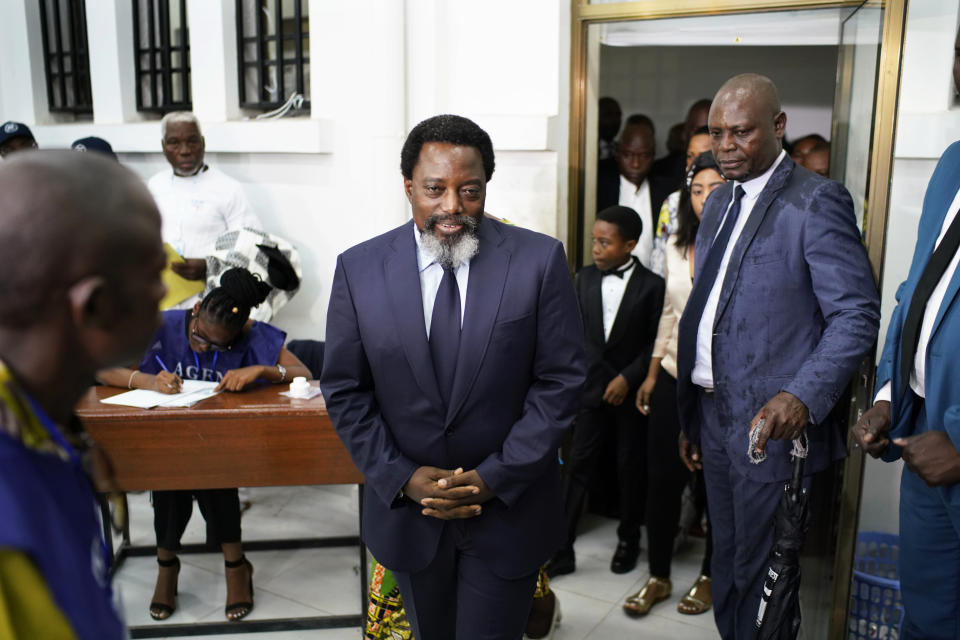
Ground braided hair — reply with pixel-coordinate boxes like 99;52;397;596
197;268;271;334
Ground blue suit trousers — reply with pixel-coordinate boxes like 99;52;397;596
899;400;960;639
699;390;814;639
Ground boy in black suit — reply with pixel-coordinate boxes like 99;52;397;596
547;205;665;577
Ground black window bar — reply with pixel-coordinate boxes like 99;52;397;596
38;0;93;115
236;0;310;114
133;0;191;114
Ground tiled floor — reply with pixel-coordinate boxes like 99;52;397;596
113;486;721;639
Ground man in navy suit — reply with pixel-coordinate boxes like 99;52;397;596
320;114;585;640
676;74;879;639
852;29;960;640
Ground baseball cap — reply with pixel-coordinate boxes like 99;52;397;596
72;136;118;160
0;121;36;147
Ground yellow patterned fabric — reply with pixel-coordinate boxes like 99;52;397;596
364;560;551;639
0;549;77;639
0;361;79;639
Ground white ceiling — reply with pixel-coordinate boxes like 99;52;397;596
598;9;846;47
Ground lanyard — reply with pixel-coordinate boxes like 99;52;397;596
194;350;218;380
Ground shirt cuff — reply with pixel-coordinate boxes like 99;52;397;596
874;381;891;404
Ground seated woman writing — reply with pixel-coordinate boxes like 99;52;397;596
97;267;310;622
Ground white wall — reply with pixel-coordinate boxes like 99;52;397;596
599;45;839;155
858;0;960;537
0;0;565;340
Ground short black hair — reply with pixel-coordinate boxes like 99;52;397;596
624;113;655;136
690;125;710;138
400;114;495;181
596;205;642;242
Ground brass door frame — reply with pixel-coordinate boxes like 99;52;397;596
566;1;907;637
567;0;902;269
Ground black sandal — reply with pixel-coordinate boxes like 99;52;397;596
224;555;254;621
149;556;180;620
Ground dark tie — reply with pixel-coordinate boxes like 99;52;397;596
898;209;960;396
429;266;462;406
683;185;746;331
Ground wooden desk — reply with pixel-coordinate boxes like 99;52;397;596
76;383;363;490
76;383;366;638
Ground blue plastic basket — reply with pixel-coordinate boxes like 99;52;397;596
848;531;903;640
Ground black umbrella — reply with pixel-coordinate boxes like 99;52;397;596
754;434;810;640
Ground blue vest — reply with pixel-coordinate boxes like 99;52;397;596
0;433;124;639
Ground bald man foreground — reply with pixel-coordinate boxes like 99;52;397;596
0;153;165;638
675;74;879;638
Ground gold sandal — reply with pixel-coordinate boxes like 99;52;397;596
677;574;712;615
623;577;672;617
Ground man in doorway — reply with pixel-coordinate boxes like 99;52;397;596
676;74;879;639
146;111;261;297
651;99;713;189
852;26;960;640
321;114;585;640
0;121;38;158
598;118;673;273
0;152;166;637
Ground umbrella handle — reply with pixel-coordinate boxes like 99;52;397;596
790;453;805;502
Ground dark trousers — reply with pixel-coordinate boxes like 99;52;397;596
153;488;242;551
562;400;646;547
392;521;539;640
645;368;712;578
899;400;960;639
699;390;790;640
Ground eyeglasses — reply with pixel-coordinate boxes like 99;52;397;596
191;315;232;351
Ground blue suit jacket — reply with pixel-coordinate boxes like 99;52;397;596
875;141;960;462
677;155;880;482
320;217;586;578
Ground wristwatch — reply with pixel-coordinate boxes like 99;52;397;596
277;364;287;382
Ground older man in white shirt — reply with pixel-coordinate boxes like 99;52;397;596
147;112;261;292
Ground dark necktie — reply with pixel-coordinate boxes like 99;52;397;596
898;209;960;396
684;185;746;331
429;266;462;406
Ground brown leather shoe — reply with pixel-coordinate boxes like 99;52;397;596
622;576;672;617
524;590;561;639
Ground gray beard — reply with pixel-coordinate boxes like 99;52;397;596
419;215;481;269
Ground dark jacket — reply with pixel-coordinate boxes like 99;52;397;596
575;260;664;409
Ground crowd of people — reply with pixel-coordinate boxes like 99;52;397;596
0;41;959;640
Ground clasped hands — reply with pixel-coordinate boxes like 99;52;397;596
853;400;960;487
403;466;494;520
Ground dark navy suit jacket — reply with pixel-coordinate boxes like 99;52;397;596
875;141;960;462
320;217;586;578
676;155;880;482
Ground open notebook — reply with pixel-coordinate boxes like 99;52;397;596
100;380;220;409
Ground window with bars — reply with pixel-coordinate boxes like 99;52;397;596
38;0;93;115
236;0;310;115
133;0;191;113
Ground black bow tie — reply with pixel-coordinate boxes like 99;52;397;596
601;259;635;279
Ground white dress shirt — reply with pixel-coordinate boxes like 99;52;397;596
618;175;655;271
601;258;636;342
876;186;960;402
147;166;262;259
414;225;470;337
692;150;786;389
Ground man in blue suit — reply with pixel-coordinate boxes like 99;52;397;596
320;114;585;640
852;30;960;639
676;74;880;639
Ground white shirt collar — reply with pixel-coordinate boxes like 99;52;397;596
733;149;786;200
619;174;649;196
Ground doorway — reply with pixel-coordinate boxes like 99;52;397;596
567;2;904;638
